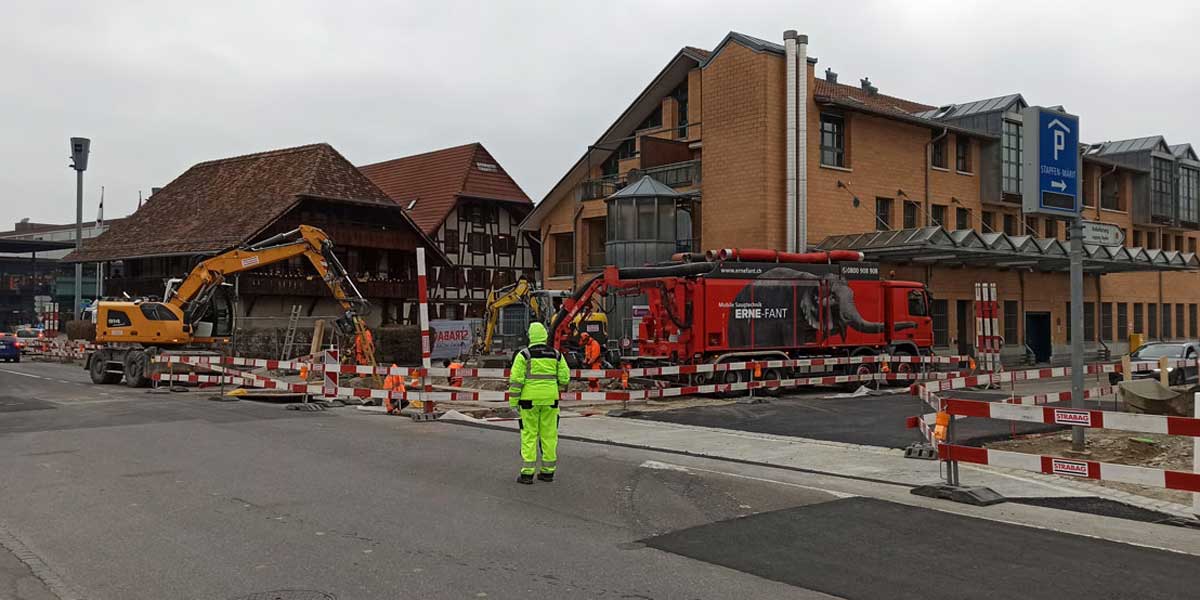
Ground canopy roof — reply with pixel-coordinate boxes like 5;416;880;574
816;227;1199;273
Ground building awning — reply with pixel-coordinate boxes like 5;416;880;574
816;227;1199;273
0;238;76;255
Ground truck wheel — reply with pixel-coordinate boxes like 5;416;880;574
124;351;151;388
849;362;877;390
761;368;783;397
90;351;122;384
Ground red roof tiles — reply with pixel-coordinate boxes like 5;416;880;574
65;143;408;262
358;143;531;235
814;78;935;116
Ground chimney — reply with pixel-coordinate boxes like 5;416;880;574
151;187;162;196
825;68;837;84
860;77;878;95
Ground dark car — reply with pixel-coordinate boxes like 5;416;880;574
1110;342;1199;385
0;334;21;362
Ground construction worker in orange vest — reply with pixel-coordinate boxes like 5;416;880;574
444;359;464;387
383;364;408;414
580;331;603;392
354;328;374;366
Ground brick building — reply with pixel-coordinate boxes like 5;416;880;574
359;143;535;319
523;31;1200;361
65;143;446;330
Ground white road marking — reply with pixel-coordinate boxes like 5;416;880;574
639;460;856;498
0;368;45;379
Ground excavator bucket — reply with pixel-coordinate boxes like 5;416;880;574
334;313;358;337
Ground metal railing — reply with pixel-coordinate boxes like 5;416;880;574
553;261;574;277
579;160;701;200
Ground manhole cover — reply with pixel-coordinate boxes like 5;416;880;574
231;591;336;600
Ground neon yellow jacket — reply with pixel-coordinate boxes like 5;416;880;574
509;323;570;406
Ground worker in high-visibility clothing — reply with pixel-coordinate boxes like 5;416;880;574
509;322;570;484
382;364;408;414
580;331;603;392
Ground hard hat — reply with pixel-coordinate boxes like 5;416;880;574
580;332;591;340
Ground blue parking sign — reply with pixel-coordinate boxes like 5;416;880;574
1022;106;1080;216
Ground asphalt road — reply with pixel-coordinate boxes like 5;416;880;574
2;361;1198;600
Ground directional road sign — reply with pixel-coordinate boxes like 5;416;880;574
1079;220;1124;246
1022;106;1080;217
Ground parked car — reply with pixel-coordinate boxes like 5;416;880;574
1109;342;1200;385
0;334;21;362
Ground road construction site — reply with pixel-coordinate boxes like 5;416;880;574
5;351;1200;599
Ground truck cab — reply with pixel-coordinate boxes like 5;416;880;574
882;281;933;353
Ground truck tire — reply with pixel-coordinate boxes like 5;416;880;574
89;351;122;384
124;350;151;388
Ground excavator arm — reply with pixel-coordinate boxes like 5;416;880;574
474;277;537;354
168;225;368;335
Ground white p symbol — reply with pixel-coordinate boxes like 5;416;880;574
1053;130;1065;161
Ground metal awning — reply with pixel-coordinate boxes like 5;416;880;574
816;227;1199;273
0;238;76;254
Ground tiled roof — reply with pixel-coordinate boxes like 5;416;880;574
65;143;401;262
358;143;531;235
814;78;935;116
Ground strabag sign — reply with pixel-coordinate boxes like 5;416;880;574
1049;458;1091;478
1052;409;1092;427
429;320;473;360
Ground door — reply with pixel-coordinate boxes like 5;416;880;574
1025;312;1052;363
956;300;972;356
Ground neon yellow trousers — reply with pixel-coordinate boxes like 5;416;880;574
519;405;559;475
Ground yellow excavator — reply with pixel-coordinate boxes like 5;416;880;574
86;225;372;386
473;277;607;357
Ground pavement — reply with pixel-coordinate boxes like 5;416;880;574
3;361;1200;599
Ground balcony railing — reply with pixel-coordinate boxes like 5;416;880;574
580;160;701;201
553;260;574;277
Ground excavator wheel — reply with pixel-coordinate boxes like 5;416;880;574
124;350;152;388
89;350;123;385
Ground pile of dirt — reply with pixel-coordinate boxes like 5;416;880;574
988;430;1194;504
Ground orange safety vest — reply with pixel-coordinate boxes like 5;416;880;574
355;329;375;365
448;361;464;386
584;338;602;367
383;364;406;414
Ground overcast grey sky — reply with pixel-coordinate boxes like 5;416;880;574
2;0;1197;227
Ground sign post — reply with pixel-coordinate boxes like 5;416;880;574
1022;106;1086;452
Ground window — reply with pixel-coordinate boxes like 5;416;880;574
637;200;655;239
1176;236;1184;253
467;231;490;254
875;198;893;231
1163;303;1172;339
1147;232;1157;250
931;133;947;169
932;204;947;228
1004;300;1019;344
492;269;514;289
1181;166;1200;224
616;138;637;160
1025;215;1038;236
1134;303;1144;336
443;228;459;254
908;290;928;316
1003;214;1017;236
1100;302;1112;342
955;207;970;230
1191;304;1198;338
1148;303;1158;339
638;105;662;130
931;299;949;346
1133;230;1143;248
463;203;497;225
467;268;490;290
493;234;516;256
1117;303;1129;341
1151;157;1174;220
1002;120;1023;194
1044;218;1057;239
1100;174;1121;211
1176;304;1184;339
1084;302;1095;342
585;217;606;270
673;82;689;135
1190;238;1197;254
820;113;846;167
551;233;574;277
903;201;919;229
956;136;971;172
139;303;178;321
106;309;131;328
982;211;995;233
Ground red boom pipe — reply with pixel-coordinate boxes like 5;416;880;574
713;248;865;263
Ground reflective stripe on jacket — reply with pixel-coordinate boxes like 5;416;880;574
508;344;570;406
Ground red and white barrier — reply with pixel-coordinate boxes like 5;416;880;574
939;445;1200;493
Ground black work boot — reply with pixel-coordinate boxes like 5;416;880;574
517;473;534;485
537;472;555;483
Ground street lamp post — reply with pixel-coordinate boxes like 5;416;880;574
70;137;90;321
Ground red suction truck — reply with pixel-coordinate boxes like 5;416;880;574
550;249;934;382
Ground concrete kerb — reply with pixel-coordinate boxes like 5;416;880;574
0;520;83;600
